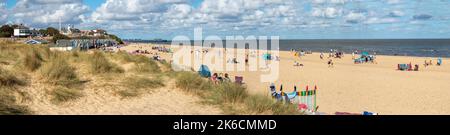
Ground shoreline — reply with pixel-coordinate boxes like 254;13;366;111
124;43;450;59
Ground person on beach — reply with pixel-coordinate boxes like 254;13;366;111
245;54;249;66
328;59;334;68
211;73;219;84
320;52;324;59
224;73;231;82
352;52;355;60
218;73;224;82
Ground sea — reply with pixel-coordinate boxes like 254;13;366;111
127;39;450;58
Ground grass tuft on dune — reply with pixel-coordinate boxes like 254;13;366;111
50;86;83;104
174;71;302;115
117;76;165;98
89;51;124;74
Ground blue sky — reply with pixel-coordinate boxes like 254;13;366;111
1;0;450;40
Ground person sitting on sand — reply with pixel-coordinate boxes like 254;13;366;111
270;83;277;98
211;73;219;85
232;58;239;64
328;59;334;68
217;73;224;82
294;61;304;67
223;73;231;82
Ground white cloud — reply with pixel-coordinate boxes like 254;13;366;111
12;0;89;26
0;0;7;24
312;7;343;18
388;10;405;17
312;0;347;4
386;0;401;4
90;0;298;32
345;12;366;23
364;17;399;24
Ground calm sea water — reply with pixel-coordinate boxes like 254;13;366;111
129;39;450;58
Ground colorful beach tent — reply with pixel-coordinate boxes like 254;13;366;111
198;65;211;78
361;52;370;57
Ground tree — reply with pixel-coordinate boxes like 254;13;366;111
47;27;60;36
39;29;48;37
0;25;14;37
109;34;124;44
52;34;70;43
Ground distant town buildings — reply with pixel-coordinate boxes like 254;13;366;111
10;23;109;38
13;25;31;37
60;24;108;38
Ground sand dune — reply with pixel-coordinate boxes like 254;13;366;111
22;75;222;115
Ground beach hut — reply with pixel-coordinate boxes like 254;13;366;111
198;65;211;78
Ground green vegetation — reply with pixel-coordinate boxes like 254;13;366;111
0;89;32;115
0;68;27;88
0;25;14;37
40;56;82;87
175;71;302;115
0;68;31;115
50;86;83;104
22;48;44;71
210;82;248;104
52;34;70;43
131;55;160;73
175;72;212;95
118;76;165;98
109;34;124;44
46;27;60;36
89;51;124;74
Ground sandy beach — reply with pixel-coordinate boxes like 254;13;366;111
123;43;450;115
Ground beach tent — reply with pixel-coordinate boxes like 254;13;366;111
361;52;370;57
198;65;211;78
437;58;442;66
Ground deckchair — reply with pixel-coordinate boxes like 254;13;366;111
235;76;244;85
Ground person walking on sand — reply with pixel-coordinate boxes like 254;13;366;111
352;52;355;60
245;54;249;66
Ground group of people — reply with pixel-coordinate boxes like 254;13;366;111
424;58;444;67
329;50;344;59
211;73;232;84
151;46;171;53
133;49;151;54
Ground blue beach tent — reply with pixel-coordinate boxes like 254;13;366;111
198;65;211;78
438;58;443;65
361;52;370;57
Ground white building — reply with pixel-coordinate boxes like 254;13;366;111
14;25;31;37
